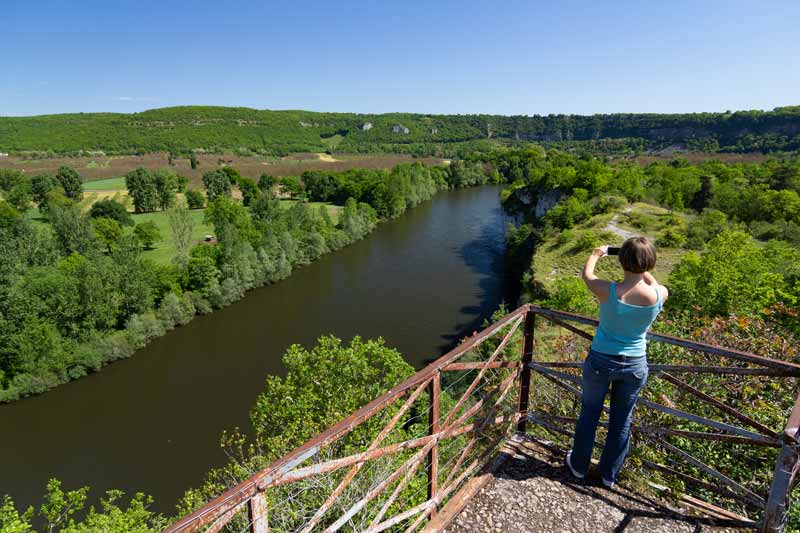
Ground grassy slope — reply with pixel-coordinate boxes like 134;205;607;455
533;201;689;291
1;105;797;154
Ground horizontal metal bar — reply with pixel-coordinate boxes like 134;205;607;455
528;411;780;448
538;313;594;342
530;305;800;374
265;412;520;489
443;361;521;371
529;363;773;444
655;438;766;509
642;459;764;511
659;371;778;438
535;361;797;377
363;500;434;533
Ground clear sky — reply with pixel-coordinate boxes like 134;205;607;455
2;0;799;117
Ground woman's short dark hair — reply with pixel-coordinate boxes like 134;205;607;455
619;236;657;273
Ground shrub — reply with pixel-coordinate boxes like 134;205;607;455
540;276;597;315
591;194;626;215
89;198;133;226
573;230;601;252
157;291;195;329
133;221;162;250
185;188;205;209
556;229;574;246
125;312;166;349
657;227;687;248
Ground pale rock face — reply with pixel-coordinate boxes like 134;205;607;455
534;188;566;218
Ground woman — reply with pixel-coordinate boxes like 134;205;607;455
566;236;668;488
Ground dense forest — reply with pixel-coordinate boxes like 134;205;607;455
1;105;799;157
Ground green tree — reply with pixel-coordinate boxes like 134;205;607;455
0;479;167;532
55;166;83;201
93;217;124;253
30;174;61;206
189;153;199;170
153;169;178;210
167;202;196;265
669;230;800;317
7;180;32;212
133;221;162;250
204;197;259;246
48;202;95;255
238;177;259;206
279;175;304;197
89;198;133;226
125;168;159;213
0;169;25;193
258;173;275;192
184;189;205;209
176;175;189;193
221;166;242;185
202;170;231;201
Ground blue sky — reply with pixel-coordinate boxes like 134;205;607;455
2;0;799;116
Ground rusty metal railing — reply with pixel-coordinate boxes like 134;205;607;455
165;304;800;532
526;305;800;533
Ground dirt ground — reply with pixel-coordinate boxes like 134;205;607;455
0;152;445;187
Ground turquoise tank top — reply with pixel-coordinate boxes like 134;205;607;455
591;281;663;357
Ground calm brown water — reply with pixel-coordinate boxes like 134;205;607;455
0;186;514;516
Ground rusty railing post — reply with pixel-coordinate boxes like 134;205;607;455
761;438;799;533
427;370;441;518
763;392;800;533
248;493;269;533
516;309;535;433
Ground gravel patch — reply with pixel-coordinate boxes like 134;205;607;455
444;439;746;533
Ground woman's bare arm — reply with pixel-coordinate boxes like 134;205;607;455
582;247;611;302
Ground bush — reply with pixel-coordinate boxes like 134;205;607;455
186;291;212;315
157;291;195;328
669;230;800;317
657;227;687;248
125;312;166;349
591;194;626;215
573;230;601;252
540;276;597;315
185;189;205;209
554;229;572;246
89;198;133;226
133;221;161;250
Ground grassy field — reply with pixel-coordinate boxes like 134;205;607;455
1;152;445;188
132;209;214;264
134;200;340;264
83;176;127;190
533;201;689;291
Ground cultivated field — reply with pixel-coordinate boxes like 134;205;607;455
0;152;445;187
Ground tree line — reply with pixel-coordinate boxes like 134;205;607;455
1;105;798;158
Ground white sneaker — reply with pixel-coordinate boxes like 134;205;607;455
601;477;615;488
565;451;585;479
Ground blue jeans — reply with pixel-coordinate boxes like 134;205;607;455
571;349;648;483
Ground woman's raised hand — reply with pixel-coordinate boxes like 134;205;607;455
592;245;609;258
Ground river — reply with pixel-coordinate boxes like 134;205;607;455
0;185;515;516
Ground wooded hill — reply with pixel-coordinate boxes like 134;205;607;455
1;105;799;157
